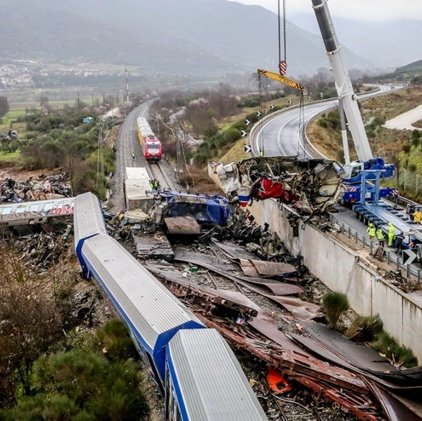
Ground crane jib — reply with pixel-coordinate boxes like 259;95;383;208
257;69;304;93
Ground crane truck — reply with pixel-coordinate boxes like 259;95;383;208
310;0;397;204
311;0;422;244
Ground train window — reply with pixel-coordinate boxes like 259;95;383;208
147;144;160;150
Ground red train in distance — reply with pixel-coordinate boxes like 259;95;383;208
143;135;163;162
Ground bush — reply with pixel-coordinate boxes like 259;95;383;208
238;96;261;108
223;128;241;144
345;315;383;342
402;144;411;153
322;292;349;328
0;348;149;420
372;331;418;367
318;119;328;128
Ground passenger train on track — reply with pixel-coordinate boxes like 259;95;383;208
136;116;163;162
73;192;267;421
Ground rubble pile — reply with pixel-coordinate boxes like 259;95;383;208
211;157;344;214
0;172;71;203
10;223;72;272
118;208;422;421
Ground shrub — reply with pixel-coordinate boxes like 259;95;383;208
322;292;349;328
345;315;383;342
238;96;261;108
402;144;411;153
372;331;418;367
223;128;241;144
318;119;328;128
1;347;149;420
409;163;417;172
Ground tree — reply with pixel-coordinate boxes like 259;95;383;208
411;130;420;148
0;350;149;420
0;245;63;405
0;96;9;118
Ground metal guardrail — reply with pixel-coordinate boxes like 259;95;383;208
329;213;422;283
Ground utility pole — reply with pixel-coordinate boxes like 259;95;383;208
125;67;129;102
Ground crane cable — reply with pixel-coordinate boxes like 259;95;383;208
278;0;287;64
278;0;306;158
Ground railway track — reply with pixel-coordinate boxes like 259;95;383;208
147;161;175;190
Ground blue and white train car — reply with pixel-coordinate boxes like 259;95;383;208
166;329;268;421
73;193;268;420
81;233;205;383
73;192;107;272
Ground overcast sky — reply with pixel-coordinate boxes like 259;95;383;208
230;0;422;21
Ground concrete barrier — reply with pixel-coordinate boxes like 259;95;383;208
249;199;422;362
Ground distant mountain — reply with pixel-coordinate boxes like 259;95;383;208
0;0;372;77
396;60;422;73
291;12;422;70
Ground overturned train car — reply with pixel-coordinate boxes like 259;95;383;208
73;192;267;421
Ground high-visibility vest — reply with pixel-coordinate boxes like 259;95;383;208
368;225;376;236
376;229;385;240
388;224;395;237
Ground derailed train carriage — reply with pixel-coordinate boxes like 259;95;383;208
73;192;267;421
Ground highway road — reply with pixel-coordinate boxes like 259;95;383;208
250;85;398;159
250;85;405;241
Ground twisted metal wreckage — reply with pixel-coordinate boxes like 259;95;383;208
210;156;344;215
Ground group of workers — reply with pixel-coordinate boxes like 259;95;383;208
367;222;394;247
367;221;420;252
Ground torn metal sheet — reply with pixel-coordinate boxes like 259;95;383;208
174;248;238;273
249;313;310;354
198;315;383;420
175;250;314;319
239;279;304;296
290;330;422;392
144;263;259;317
240;259;296;277
212;240;258;260
133;233;174;260
269;296;321;320
164;215;201;235
301;321;422;388
367;381;422;421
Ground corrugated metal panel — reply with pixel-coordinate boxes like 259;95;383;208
73;193;106;246
168;329;268;421
82;234;202;351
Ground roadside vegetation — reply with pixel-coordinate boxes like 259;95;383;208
0;242;150;419
308;85;422;201
0;99;119;198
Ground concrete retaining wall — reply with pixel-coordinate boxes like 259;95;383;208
249;199;422;362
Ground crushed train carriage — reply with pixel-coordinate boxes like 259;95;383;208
210;156;344;214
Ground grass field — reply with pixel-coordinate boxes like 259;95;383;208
0;109;26;129
0;150;21;162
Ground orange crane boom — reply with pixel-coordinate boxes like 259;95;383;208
257;69;304;92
